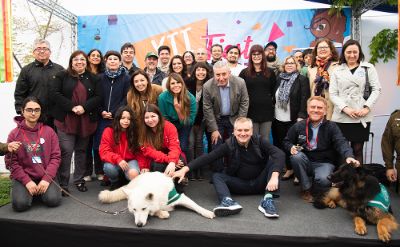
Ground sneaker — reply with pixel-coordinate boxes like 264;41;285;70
83;176;92;182
258;198;279;218
97;174;104;181
213;197;242;217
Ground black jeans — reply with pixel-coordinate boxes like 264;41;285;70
212;159;279;202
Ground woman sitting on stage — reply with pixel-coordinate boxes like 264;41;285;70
6;97;61;212
99;106;148;190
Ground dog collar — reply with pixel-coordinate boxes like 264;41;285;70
167;187;181;205
367;184;390;212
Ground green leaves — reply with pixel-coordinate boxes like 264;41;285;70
0;176;11;207
368;29;398;64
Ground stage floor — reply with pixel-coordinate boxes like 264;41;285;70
1;175;400;247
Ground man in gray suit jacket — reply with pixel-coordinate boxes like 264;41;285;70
203;60;249;171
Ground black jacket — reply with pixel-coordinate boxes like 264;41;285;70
145;68;166;86
98;72;130;116
188;135;285;176
14;60;64;115
273;74;310;121
50;70;102;122
282;119;354;164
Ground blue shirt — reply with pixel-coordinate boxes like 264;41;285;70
219;82;230;116
309;121;322;150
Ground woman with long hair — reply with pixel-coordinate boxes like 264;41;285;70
185;62;211;180
158;73;196;159
239;44;276;142
84;48;105;182
51;50;102;194
272;55;310;182
329;39;381;164
99;106;148;190
183;50;195;77
127;69;162;117
87;49;105;75
6;96;61;211
139;104;185;182
308;38;339;120
161;55;188;90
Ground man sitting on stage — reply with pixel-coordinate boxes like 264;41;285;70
174;117;284;218
283;96;359;203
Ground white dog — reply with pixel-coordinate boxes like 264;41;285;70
98;172;215;227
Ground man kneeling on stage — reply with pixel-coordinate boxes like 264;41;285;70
174;117;284;218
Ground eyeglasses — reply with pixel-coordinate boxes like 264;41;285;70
285;62;296;65
317;46;330;50
24;108;41;114
252;53;262;57
34;47;50;52
266;48;276;52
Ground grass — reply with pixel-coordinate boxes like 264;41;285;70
0;175;11;207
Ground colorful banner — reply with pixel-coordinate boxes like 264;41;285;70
78;8;351;69
0;0;12;83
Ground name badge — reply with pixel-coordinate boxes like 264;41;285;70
32;156;42;164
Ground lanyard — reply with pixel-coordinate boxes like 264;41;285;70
21;127;42;156
305;118;318;150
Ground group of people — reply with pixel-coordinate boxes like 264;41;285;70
1;36;396;220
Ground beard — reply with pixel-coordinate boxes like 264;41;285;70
266;54;276;62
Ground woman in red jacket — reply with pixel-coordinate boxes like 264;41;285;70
6;96;61;212
99;106;147;190
139;104;185;178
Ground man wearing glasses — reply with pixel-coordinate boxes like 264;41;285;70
14;39;64;128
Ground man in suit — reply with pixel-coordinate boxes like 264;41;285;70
203;60;249;171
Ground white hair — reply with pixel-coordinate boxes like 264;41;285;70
33;39;51;51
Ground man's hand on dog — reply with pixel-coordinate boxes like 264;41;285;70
345;157;360;167
386;169;397;182
164;162;176;177
173;166;189;183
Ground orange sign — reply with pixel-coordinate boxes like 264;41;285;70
134;19;208;68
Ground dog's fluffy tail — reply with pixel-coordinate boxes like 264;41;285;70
98;187;127;203
312;186;330;209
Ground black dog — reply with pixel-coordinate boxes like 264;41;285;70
313;164;398;242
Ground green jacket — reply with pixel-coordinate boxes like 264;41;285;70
381;110;400;169
0;142;8;156
158;91;197;129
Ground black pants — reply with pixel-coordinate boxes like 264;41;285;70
272;119;295;169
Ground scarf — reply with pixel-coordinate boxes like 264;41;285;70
104;66;126;79
314;56;332;97
277;72;298;110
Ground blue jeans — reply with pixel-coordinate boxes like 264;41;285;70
103;160;139;183
212;160;279;201
211;116;233;172
290;152;335;191
178;124;192;160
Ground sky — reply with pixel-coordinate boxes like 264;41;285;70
57;0;331;16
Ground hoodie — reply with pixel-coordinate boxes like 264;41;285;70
5;116;61;185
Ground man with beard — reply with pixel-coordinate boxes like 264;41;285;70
157;45;171;74
264;41;281;76
226;45;245;76
144;52;166;85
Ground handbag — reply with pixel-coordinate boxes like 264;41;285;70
363;67;372;100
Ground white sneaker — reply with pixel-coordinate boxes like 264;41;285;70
97;174;104;181
83;176;92;182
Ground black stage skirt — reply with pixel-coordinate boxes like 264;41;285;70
335;122;371;142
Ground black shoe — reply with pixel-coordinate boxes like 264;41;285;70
61;188;70;197
76;182;88;192
100;180;111;186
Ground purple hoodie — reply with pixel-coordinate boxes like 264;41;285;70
5;116;61;185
